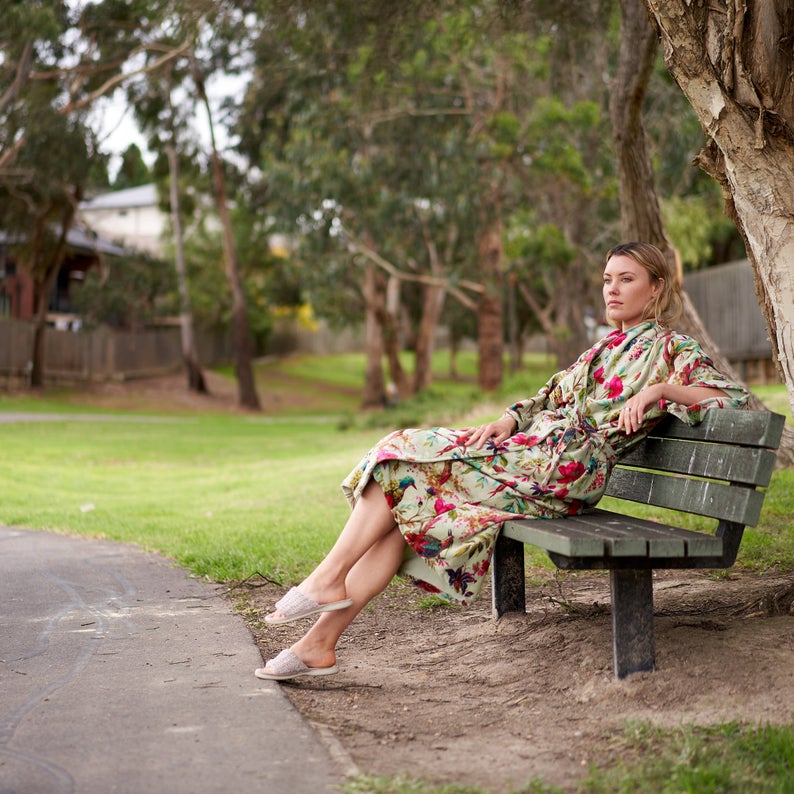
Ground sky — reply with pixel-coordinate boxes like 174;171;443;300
90;70;248;180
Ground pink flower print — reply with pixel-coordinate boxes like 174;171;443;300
557;460;585;485
605;376;624;398
434;497;456;515
592;366;605;384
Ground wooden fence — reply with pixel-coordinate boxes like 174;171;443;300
684;258;777;383
0;319;233;383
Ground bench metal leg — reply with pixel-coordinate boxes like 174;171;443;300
491;533;526;617
610;569;655;679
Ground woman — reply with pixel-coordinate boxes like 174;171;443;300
255;241;748;681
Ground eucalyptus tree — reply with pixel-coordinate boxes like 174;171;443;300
239;0;471;404
124;58;210;395
0;0;194;386
98;0;261;407
1;1;99;385
240;0;611;402
610;0;794;464
0;104;97;386
643;1;794;416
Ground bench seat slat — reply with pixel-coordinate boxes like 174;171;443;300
618;439;776;487
502;519;606;557
502;509;723;560
604;469;765;526
552;514;649;556
567;510;723;556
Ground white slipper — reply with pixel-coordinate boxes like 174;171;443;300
264;587;353;625
254;648;338;681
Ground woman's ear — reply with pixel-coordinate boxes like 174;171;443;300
652;277;664;296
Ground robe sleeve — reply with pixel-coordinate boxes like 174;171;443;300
661;335;749;425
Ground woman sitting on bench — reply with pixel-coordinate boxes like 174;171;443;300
256;241;748;681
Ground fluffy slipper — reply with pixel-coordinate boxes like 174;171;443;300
254;649;338;681
264;587;353;625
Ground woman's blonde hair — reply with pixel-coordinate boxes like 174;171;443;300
605;241;683;326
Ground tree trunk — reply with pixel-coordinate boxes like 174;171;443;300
361;262;386;408
414;281;446;392
193;61;260;410
30;204;74;388
30;264;59;388
614;0;794;466
166;142;207;394
644;0;794;422
476;210;504;392
382;274;410;400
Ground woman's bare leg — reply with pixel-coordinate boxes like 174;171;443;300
261;525;407;672
267;479;398;618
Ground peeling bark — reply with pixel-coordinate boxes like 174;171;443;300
645;0;794;421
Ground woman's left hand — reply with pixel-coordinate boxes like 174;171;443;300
618;384;664;434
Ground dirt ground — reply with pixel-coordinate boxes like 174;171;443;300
241;571;794;792
17;373;794;791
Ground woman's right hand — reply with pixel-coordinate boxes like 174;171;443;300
459;416;517;450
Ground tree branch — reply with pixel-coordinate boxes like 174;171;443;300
339;224;482;311
63;39;194;113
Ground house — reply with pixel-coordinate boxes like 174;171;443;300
0;227;126;325
79;183;164;256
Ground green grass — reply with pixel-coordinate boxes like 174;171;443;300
580;721;794;794
342;720;794;793
753;385;794;424
0;413;384;582
344;778;561;793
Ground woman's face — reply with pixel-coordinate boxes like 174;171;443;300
602;254;661;331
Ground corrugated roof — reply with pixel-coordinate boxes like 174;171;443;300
80;183;158;211
0;227;128;257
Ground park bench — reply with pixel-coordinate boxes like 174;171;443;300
491;408;785;679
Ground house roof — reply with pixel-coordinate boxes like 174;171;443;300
80;183;158;211
0;227;128;257
66;226;128;256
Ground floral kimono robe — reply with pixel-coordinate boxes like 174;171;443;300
341;321;749;604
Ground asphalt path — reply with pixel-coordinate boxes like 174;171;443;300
0;526;345;794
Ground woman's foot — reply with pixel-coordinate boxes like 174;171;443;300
254;648;338;681
265;578;351;624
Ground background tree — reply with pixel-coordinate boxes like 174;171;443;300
113;143;151;190
0;105;96;386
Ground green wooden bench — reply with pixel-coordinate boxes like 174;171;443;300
491;408;785;679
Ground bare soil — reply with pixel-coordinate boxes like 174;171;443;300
241;570;794;792
19;373;794;792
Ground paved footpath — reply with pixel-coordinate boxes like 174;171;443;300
0;526;345;794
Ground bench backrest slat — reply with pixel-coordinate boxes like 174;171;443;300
604;467;767;526
647;409;785;448
602;410;785;527
618;438;777;487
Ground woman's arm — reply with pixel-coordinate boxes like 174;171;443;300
619;383;727;434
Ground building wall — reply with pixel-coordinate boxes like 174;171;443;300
80;204;164;256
